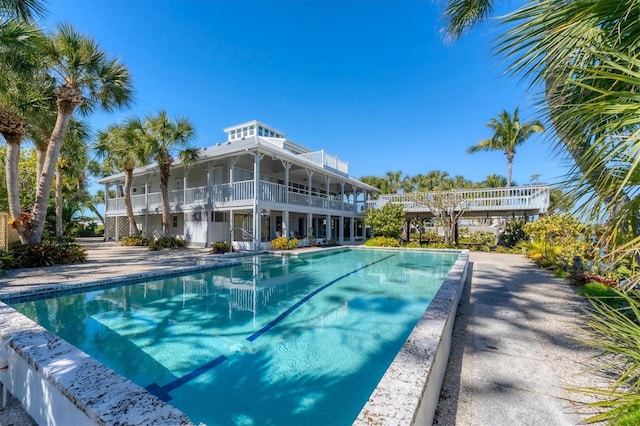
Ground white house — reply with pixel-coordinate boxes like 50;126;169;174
99;120;378;249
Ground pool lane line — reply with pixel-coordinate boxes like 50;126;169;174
246;253;396;342
144;253;395;401
145;355;228;402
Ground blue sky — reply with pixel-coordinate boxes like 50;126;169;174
42;0;567;187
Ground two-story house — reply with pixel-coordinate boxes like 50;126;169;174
99;120;378;249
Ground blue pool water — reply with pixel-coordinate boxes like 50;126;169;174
10;248;458;425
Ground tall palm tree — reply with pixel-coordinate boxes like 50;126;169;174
134;111;198;237
424;170;452;191
467;108;544;187
0;22;50;242
27;24;132;243
95;122;148;236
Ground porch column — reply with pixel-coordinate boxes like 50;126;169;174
253;151;264;250
103;183;109;241
229;156;239;201
339;216;344;244
206;165;212;247
115;215;119;241
281;161;291;204
144;177;149;238
282;210;289;239
340;182;345;211
307;212;313;240
306;169;314;207
229;208;235;247
325;176;331;209
325;214;331;240
183;173;188;206
350;217;355;242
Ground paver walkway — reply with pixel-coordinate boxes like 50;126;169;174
435;252;604;425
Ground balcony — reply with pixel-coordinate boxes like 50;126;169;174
368;185;550;216
297;150;349;175
105;180;365;214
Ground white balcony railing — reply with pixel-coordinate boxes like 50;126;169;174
105;179;364;214
368;185;550;214
298;150;349;175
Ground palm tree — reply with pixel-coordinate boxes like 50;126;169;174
27;24;132;243
95;122;148;237
55;119;90;237
481;174;508;188
384;170;404;194
134;111;198;237
467;108;544;187
0;0;46;21
0;22;50;242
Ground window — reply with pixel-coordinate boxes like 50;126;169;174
212;211;226;222
172;216;178;228
175;179;183;190
132;187;137;194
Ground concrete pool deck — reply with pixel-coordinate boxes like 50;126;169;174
0;240;602;425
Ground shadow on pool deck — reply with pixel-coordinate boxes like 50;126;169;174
435;252;606;426
0;243;606;425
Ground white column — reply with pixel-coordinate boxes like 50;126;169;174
114;215;119;241
283;210;289;239
183;173;188;206
281;160;291;204
340;182;345;211
350;217;355;242
253;152;263;250
306;169;314;206
325;214;331;241
307;212;313;240
325;176;331;209
339;216;344;244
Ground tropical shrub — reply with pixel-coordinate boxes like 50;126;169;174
364;236;401;247
212;241;231;253
499;218;528;247
579;282;624;309
0;250;13;275
121;235;150;246
365;203;405;238
522;214;589;269
9;240;87;268
148;236;186;251
288;238;299;249
270;236;289;250
404;241;421;248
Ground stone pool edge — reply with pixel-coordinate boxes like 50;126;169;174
355;249;471;425
0;258;250;425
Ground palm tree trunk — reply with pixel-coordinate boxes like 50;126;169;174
30;109;74;243
4;137;29;244
35;147;46;189
123;169;139;236
160;179;171;237
506;155;513;188
55;168;63;238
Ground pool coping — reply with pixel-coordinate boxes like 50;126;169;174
355;248;470;425
0;247;469;425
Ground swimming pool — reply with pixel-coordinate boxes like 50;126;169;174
8;248;460;425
